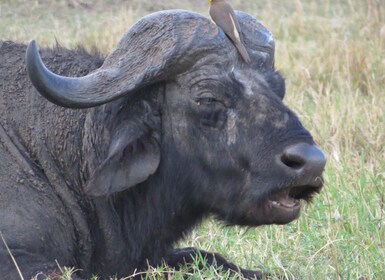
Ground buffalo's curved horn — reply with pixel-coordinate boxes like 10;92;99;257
26;10;274;109
26;40;119;108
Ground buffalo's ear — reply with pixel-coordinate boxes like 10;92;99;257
84;103;161;196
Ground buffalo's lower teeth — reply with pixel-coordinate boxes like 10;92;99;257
272;201;280;206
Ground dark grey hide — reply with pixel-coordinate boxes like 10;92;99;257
0;10;325;279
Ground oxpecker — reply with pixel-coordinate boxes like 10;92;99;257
209;0;251;64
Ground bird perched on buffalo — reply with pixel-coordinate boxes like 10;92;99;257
209;0;251;64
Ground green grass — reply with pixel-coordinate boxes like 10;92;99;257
2;0;385;279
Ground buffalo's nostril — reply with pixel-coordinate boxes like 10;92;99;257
281;153;305;170
281;143;326;176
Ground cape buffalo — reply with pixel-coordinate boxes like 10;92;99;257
0;10;326;279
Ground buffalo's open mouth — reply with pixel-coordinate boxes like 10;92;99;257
269;185;321;208
265;184;322;223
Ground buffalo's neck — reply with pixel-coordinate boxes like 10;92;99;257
89;154;205;277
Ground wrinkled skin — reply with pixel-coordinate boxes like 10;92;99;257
165;65;316;226
0;10;325;280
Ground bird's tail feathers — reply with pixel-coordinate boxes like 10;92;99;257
234;41;251;64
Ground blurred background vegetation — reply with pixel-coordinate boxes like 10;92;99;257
1;0;385;279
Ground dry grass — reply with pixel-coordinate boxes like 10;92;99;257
1;0;384;279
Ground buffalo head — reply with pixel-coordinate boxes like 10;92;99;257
26;10;325;227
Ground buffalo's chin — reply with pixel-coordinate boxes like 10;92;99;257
263;185;322;225
221;184;322;226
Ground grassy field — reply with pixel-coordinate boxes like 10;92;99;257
1;0;385;279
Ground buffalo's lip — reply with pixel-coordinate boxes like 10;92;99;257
267;184;322;211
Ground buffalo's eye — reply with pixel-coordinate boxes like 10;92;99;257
191;80;230;106
196;92;223;107
191;88;227;128
197;97;216;106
